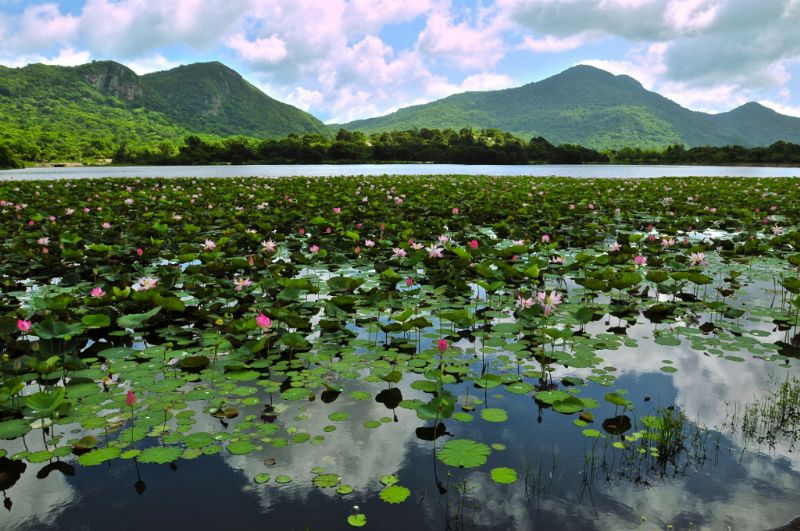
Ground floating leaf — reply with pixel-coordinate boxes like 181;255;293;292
490;467;518;484
480;408;508;423
348;514;367;527
379;484;411;504
437;439;491;468
139;446;182;464
78;447;120;466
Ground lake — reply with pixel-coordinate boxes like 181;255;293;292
1;163;800;180
1;175;798;531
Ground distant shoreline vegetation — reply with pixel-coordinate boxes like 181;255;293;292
3;127;800;169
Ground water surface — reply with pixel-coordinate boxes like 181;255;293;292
1;163;799;180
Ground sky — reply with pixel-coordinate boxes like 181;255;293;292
1;0;799;123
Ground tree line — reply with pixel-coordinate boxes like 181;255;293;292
4;127;800;169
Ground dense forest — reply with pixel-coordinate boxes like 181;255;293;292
3;127;800;170
111;128;800;167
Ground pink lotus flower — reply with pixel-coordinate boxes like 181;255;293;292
512;239;525;246
134;277;158;291
364;239;375;248
452;207;459;215
202;239;217;251
426;244;443;258
772;225;784;235
234;277;253;291
90;287;106;298
333;207;342;214
660;238;675;248
405;277;414;287
256;313;272;329
516;295;535;309
537;290;563;316
550;255;563;264
541;234;551;243
609;242;621;252
393;247;407;257
469;239;479;250
41;247;49;254
37;237;49;246
437;339;448;354
17;319;32;332
126;390;136;407
299;228;305;235
438;235;449;243
101;222;111;229
310;244;320;254
261;239;276;253
633;255;647;267
136;247;143;256
688;252;708;266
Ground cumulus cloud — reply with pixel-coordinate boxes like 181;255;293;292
0;0;798;122
416;10;506;70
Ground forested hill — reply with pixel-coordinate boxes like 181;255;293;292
340;65;800;149
0;60;328;161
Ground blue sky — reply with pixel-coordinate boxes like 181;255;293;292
1;0;799;122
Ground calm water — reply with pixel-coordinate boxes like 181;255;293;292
2;276;799;530
1;163;799;180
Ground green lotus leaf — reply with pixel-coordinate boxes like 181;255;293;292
78;447;120;466
480;408;508;422
347;514;367;527
437;439;491;468
138;446;182;464
379;484;411;504
490;467;518;484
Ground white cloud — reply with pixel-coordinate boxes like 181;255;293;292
285;86;325;112
226;33;288;66
461;72;514;91
519;33;592;53
416;11;506;70
758;99;800;118
125;54;182;75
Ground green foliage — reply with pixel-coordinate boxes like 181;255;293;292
0;60;327;163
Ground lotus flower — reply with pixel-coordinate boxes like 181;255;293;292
537;290;562;316
234;277;253;291
437;339;448;354
126;390;136;407
633;255;647;267
90;287;106;298
469;239;479;250
261;239;276;253
688;252;708;266
17;319;32;332
426;244;443;258
202;239;217;251
256;313;272;329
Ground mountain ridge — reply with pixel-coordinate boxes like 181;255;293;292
0;59;328;161
339;65;800;149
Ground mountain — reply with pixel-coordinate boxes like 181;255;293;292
340;65;800;149
711;102;800;145
0;60;328;161
138;62;325;138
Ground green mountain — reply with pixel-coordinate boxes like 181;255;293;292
0;60;327;161
340;65;800;149
711;102;800;145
